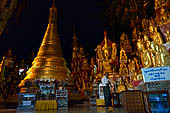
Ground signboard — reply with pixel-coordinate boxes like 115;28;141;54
23;101;31;106
142;66;170;83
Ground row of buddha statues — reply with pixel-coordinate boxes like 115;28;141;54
92;16;170;93
0;49;34;103
70;34;97;95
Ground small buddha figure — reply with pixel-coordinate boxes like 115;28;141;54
95;45;103;60
119;63;128;76
120;48;127;64
102;34;110;59
120;32;127;49
159;44;170;66
81;58;89;70
149;23;155;37
102;54;112;73
117;78;126;93
166;30;170;42
160;8;168;24
154;0;160;9
128;59;136;74
90;57;95;78
150;41;164;66
111;43;117;60
153;27;163;45
125;77;134;90
133;58;140;72
137;73;143;81
144;35;156;67
137;38;152;68
132;27;138;43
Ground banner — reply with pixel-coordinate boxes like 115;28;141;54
142;66;170;83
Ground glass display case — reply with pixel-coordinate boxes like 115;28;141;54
18;93;35;109
56;90;68;108
144;91;170;113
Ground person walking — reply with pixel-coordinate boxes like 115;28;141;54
101;72;113;112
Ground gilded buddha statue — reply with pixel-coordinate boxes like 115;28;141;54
111;43;117;61
160;8;168;24
128;59;136;74
95;45;103;60
154;27;163;45
101;34;113;74
117;78;126;93
150;41;170;67
119;63;128;76
166;30;170;42
137;38;152;68
102;54;112;73
159;44;170;66
132;27;138;44
125;77;134;90
120;48;127;64
144;35;156;67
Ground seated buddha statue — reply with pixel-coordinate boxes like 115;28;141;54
102;54;112;73
119;63;128;76
120;48;127;64
117;79;126;93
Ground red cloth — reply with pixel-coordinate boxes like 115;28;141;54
133;80;141;87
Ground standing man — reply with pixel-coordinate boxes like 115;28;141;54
101;72;113;111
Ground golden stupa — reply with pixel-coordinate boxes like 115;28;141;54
19;1;70;86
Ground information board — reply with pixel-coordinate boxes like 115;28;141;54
142;66;170;83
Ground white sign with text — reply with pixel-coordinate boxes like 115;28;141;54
142;66;170;83
23;101;31;106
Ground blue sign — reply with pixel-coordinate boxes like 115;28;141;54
142;66;170;83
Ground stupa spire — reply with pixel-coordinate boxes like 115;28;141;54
19;2;69;86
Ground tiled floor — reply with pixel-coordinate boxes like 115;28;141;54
0;104;124;113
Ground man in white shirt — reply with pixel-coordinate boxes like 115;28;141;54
101;72;112;111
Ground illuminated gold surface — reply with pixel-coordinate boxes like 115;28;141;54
20;2;69;86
